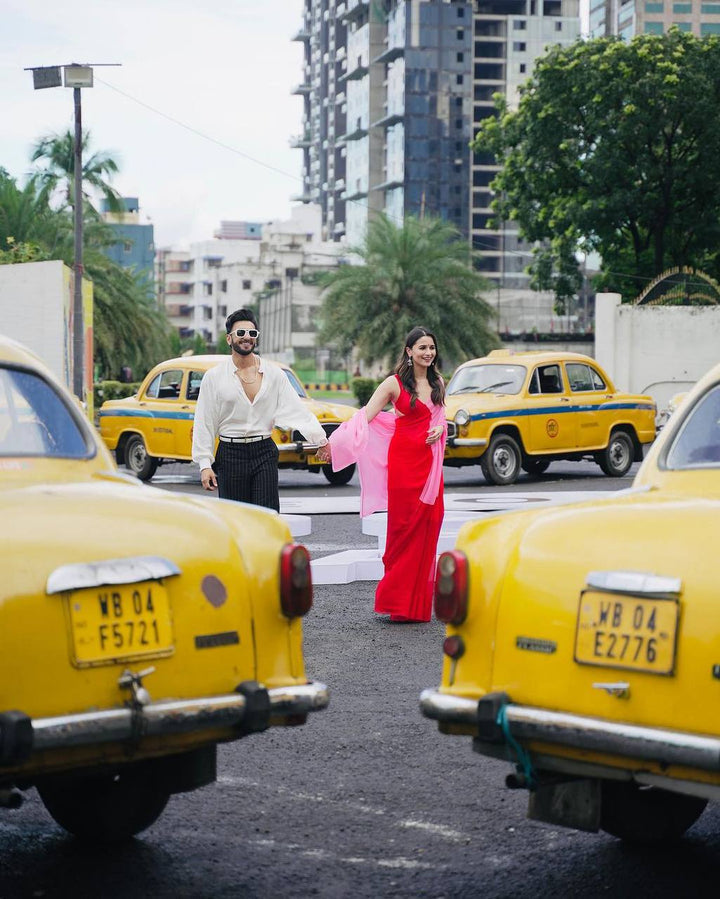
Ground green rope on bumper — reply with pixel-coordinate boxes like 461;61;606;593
496;703;537;790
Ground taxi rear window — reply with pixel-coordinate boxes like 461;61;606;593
0;366;90;458
665;383;720;469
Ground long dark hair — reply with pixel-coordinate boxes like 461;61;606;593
394;326;445;407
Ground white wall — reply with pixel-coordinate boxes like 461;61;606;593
595;292;720;408
0;260;72;386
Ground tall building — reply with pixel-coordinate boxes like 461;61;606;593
100;197;155;284
589;0;720;38
293;0;579;288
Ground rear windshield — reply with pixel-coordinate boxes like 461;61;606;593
665;383;720;469
447;364;526;396
0;366;91;458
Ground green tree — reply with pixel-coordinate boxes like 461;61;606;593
319;214;498;370
0;172;72;258
475;30;720;300
31;129;123;212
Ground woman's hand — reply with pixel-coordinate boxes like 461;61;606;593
316;444;331;463
426;425;444;445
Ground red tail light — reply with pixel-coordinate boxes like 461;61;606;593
280;544;313;618
434;550;469;625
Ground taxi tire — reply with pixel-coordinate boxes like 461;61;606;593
481;433;522;486
38;765;171;843
322;463;356;486
600;781;707;843
124;434;159;481
597;429;634;477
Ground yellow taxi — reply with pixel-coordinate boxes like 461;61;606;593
444;350;656;484
98;355;356;485
422;358;720;843
0;334;328;842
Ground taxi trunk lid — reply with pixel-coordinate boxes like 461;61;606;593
0;481;258;719
488;491;720;738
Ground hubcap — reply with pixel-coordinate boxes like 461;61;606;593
610;439;629;469
493;445;516;478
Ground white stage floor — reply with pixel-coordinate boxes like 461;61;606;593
279;491;600;585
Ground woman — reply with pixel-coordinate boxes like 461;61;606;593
318;327;446;622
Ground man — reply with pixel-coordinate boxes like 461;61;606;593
192;308;328;511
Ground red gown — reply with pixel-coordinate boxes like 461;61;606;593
374;377;444;622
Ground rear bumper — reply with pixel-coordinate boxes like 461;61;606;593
2;682;329;763
420;689;720;773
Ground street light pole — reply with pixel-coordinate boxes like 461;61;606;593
72;85;84;398
26;61;120;402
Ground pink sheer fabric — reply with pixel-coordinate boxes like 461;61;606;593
329;404;447;517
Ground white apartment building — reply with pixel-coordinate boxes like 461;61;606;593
156;206;343;369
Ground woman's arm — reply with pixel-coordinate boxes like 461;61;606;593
364;376;400;423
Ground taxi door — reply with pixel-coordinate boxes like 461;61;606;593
565;361;612;450
172;369;205;460
137;367;185;457
526;363;577;452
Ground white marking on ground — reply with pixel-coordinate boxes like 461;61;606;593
217;775;469;842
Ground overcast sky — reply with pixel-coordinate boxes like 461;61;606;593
1;0;305;248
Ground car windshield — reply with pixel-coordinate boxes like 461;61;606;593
447;364;526;396
0;366;90;458
665;383;720;469
282;367;307;398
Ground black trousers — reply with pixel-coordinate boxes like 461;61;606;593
214;438;280;512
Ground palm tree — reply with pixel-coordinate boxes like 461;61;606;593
0;172;72;258
31;129;123;213
319;214;499;371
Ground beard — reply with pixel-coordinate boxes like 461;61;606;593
232;339;255;356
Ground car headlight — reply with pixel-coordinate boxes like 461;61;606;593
454;409;470;426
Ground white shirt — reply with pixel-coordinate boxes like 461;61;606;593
192;357;328;471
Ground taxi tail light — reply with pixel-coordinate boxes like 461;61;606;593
434;551;469;625
443;635;465;660
280;544;313;618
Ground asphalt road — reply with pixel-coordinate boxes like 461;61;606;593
2;462;719;898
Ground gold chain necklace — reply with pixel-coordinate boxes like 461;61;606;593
236;359;260;385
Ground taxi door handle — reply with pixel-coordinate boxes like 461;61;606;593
181;405;191;409
560;397;570;402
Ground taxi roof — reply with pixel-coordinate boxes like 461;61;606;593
154;354;292;372
456;349;597;369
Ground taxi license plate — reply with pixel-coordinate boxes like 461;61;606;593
68;582;174;666
574;590;678;675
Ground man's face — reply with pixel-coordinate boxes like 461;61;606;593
227;320;258;357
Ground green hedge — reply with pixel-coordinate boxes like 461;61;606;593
350;377;379;407
94;380;141;408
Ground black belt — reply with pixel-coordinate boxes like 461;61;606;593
218;435;269;444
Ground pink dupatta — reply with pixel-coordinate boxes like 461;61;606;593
329;404;447;517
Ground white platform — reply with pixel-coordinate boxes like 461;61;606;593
309;491;599;585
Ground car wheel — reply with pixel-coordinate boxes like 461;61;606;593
322;463;356;486
600;781;707;843
598;429;634;477
481;434;522;486
522;458;551;477
38;767;171;843
124;434;158;481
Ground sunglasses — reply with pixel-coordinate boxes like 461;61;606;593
229;328;259;339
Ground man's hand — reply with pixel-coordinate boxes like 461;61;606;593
316;444;331;463
200;467;217;491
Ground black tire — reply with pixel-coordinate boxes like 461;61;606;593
124;434;158;481
598;429;634;477
322;463;356;486
481;433;522;486
600;781;707;844
522;458;551;477
38;767;171;843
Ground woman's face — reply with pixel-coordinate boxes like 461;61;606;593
407;334;437;371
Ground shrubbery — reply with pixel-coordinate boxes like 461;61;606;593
350;377;378;407
94;380;140;408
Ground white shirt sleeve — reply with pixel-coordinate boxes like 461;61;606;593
191;370;219;470
273;370;328;445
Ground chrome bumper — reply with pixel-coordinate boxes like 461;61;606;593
276;442;321;454
420;689;720;773
447;437;488;448
28;682;329;753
